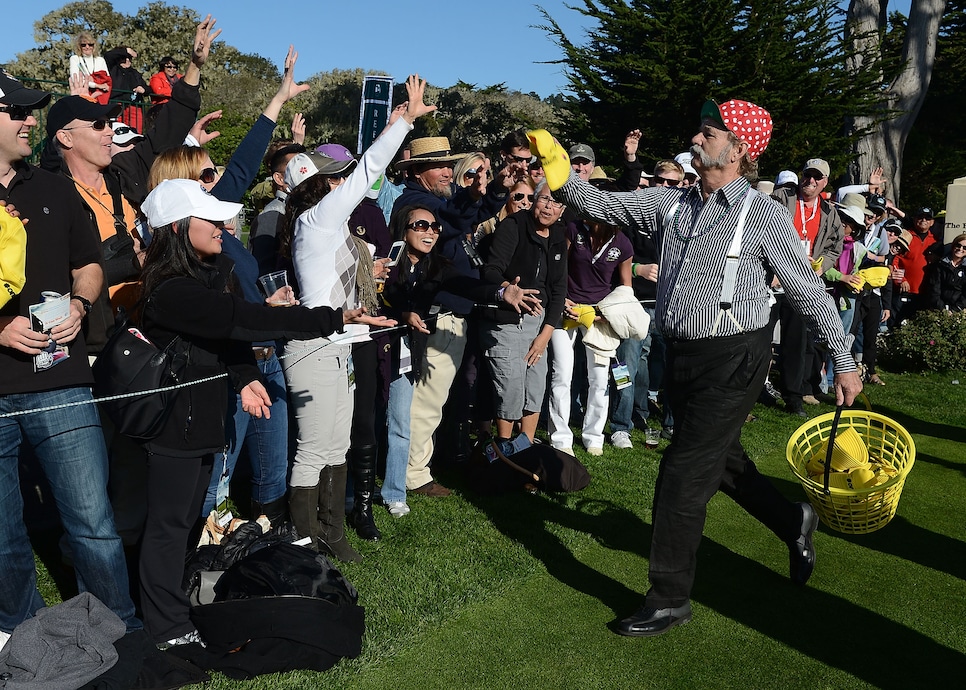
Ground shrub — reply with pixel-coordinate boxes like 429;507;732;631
882;309;966;372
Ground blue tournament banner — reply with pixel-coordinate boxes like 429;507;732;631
358;76;394;154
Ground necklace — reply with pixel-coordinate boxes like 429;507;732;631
672;182;750;241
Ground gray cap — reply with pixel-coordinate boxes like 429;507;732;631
568;143;595;163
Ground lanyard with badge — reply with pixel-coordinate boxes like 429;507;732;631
797;198;817;256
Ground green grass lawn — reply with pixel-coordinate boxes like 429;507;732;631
34;369;966;688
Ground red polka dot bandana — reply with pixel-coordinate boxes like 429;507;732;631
700;99;773;161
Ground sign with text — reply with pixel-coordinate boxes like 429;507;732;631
357;76;394;154
944;177;966;244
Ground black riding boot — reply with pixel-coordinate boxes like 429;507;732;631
347;445;382;541
288;484;320;551
251;496;288;528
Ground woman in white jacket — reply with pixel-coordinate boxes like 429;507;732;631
278;75;435;562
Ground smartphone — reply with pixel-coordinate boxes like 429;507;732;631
385;240;407;267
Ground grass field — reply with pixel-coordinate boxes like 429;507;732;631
33;369;966;689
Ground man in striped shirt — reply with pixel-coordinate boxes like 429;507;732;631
528;99;862;637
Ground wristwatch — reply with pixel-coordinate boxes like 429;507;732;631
71;295;93;316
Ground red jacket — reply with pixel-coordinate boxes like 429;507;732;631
149;70;182;104
895;231;937;294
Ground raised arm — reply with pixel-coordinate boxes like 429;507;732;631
262;46;311;124
182;15;221;87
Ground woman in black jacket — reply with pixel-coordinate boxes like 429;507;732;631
480;182;568;443
921;234;966;312
135;179;389;647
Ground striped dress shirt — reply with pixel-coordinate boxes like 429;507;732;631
555;173;856;373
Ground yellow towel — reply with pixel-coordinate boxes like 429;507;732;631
563;304;596;330
0;209;27;309
527;129;572;191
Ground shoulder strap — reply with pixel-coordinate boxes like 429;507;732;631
709;189;756;336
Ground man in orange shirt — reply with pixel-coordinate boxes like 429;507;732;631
771;158;845;415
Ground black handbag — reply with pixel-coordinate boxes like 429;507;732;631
92;310;188;442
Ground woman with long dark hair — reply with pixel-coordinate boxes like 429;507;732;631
380;203;539;516
134;179;389;647
277;75;435;562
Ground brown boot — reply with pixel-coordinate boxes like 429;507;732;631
317;464;362;563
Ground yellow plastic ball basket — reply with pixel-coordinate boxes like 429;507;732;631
786;409;915;534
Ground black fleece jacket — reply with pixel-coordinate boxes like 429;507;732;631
140;256;345;456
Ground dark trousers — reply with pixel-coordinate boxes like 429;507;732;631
350;340;379;448
851;291;882;375
778;297;824;402
139;451;213;643
645;328;800;608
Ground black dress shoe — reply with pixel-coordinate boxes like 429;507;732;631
785;400;808;418
788;502;819;586
616;601;692;637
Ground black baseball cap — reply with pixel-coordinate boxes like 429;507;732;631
46;96;122;137
0;69;51;109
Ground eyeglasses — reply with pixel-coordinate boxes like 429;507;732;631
0;105;33;121
505;153;534;164
802;171;825;181
80;42;95;48
512;193;535;203
164;64;177;69
406;219;442;233
954;244;966;251
199;167;218;184
62;119;112;131
653;175;682;187
535;195;563;209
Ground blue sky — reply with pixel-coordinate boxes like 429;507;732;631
3;1;592;98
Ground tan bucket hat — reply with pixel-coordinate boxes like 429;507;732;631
395;137;465;169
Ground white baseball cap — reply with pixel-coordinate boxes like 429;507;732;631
142;179;242;228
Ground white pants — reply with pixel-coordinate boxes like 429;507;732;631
282;340;353;487
407;313;467;489
548;328;610;450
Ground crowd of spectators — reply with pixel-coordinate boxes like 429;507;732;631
0;15;961;654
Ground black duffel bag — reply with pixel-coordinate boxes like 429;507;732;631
466;438;592;494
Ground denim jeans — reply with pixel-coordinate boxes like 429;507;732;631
383;373;414;505
825;297;857;389
202;353;289;516
0;387;140;633
611;307;655;433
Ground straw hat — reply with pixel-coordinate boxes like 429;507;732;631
395;137;465;169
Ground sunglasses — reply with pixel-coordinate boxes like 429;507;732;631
535;195;563;209
506;153;534;164
653;175;682;186
80;42;95;48
406;219;442;233
802;171;825;181
954;244;966;251
512;193;535;203
0;105;33;121
199;167;218;184
62;119;112;131
164;64;177;69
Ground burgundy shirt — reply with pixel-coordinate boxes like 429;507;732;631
566;222;633;304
